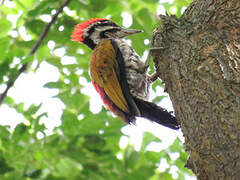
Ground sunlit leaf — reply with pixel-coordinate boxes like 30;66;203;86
0;19;12;38
36;45;50;62
152;95;166;104
141;132;161;151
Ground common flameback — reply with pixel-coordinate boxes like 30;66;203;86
71;18;179;130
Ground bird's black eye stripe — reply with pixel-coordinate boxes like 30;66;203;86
86;20;118;37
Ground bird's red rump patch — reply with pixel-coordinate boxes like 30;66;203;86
92;80;114;112
71;18;107;42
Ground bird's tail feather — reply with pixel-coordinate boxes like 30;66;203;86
133;97;180;130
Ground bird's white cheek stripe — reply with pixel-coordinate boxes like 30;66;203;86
90;30;101;45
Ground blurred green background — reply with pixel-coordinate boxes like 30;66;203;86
0;0;195;179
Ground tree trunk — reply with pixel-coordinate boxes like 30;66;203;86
151;0;240;179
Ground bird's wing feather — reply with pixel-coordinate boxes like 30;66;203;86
90;39;129;113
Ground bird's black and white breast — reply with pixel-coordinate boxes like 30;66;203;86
114;39;150;101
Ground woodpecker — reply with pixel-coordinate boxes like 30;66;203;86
71;18;179;130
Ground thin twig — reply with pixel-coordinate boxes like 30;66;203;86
0;0;71;105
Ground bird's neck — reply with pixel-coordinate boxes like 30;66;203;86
83;37;97;50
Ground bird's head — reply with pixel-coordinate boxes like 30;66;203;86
71;18;142;49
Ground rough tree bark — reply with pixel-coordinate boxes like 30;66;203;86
151;0;240;179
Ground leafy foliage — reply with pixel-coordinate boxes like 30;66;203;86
0;0;195;179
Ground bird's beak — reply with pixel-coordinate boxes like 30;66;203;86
117;28;143;38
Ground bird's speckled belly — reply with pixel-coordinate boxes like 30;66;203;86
115;39;150;101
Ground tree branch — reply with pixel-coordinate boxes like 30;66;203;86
0;0;71;105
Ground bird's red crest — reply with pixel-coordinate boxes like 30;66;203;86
71;18;107;42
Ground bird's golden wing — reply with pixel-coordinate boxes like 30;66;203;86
90;39;129;113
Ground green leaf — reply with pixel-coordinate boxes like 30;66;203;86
158;172;173;180
141;0;158;3
36;45;50;62
12;123;29;143
55;158;82;177
132;167;156;179
27;103;42;115
46;57;62;68
61;110;79;136
44;81;63;89
45;175;66;180
152;80;164;91
152;95;166;104
26;19;45;35
89;0;107;12
0;126;10;142
137;8;153;34
141;132;161;151
124;146;139;170
0;37;11;61
83;134;106;151
28;1;52;17
0;5;18;14
0;151;14;174
22;55;34;64
16;102;25;113
0;19;12;38
169;138;182;152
